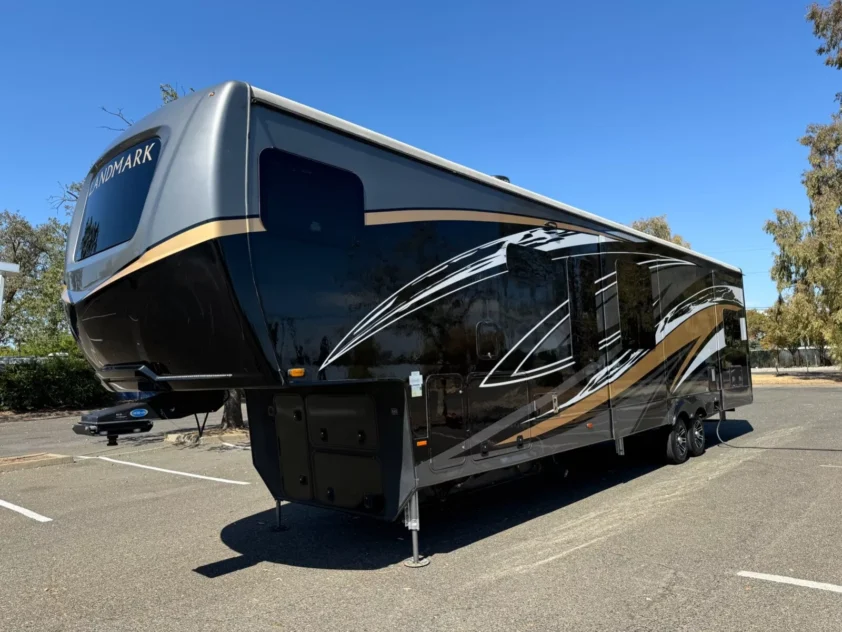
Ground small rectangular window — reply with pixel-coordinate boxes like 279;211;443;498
568;257;601;365
476;321;503;360
259;148;364;247
616;260;656;350
76;138;161;260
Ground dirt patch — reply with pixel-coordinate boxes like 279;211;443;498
0;453;73;472
0;409;88;424
752;372;842;387
199;427;248;437
165;427;249;446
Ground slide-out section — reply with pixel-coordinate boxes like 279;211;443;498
603;251;669;437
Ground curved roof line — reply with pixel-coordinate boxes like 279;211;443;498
251;84;740;274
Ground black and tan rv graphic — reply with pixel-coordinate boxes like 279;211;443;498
64;82;751;563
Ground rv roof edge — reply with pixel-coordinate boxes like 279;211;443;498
249;84;740;274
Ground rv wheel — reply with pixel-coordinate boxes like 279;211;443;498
665;417;689;465
687;414;706;457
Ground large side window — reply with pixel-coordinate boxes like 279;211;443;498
616;260;656;350
258;148;364;246
568;257;601;366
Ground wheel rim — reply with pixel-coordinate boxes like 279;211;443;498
691;418;705;450
675;422;688;457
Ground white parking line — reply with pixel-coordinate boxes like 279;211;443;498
820;465;842;469
0;499;52;523
95;456;250;485
738;571;842;594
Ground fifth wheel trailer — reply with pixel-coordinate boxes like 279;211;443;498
63;81;751;565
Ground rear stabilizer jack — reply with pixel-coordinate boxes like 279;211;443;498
403;492;430;568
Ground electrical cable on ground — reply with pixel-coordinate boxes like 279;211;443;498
714;414;842;452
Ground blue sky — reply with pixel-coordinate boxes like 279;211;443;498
1;0;837;308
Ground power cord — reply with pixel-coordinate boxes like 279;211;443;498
714;414;842;453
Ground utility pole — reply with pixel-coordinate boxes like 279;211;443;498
0;262;21;323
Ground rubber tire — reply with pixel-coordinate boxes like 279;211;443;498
687;414;706;457
665;417;690;465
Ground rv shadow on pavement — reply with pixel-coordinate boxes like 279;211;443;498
194;423;755;576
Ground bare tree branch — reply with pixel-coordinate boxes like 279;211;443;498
98;106;134;131
48;181;82;216
51;181;78;202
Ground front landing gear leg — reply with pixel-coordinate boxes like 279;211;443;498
273;499;287;532
403;491;430;568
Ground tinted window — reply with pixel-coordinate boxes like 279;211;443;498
505;245;571;373
723;309;742;347
568;257;601;365
476;321;503;360
76;138;161;260
616;260;656;349
722;309;748;367
259;148;364;247
506;243;554;282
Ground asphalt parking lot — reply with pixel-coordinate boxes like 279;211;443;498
2;387;842;632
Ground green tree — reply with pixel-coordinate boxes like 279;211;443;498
160;82;193;104
745;308;770;350
809;0;842;69
0;211;72;353
764;2;842;362
764;298;803;373
629;215;691;249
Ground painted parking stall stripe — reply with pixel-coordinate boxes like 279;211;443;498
738;571;842;595
94;456;250;485
0;499;52;523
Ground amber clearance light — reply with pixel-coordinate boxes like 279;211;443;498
288;368;306;378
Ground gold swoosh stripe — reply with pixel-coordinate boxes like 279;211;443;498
364;209;604;236
668;303;740;392
497;304;728;445
82;217;266;299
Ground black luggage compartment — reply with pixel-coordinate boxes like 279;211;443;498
259;381;413;520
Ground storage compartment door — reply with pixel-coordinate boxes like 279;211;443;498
274;394;313;501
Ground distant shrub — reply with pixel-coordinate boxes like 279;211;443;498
0;356;115;412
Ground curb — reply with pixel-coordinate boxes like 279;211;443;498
0;453;74;473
